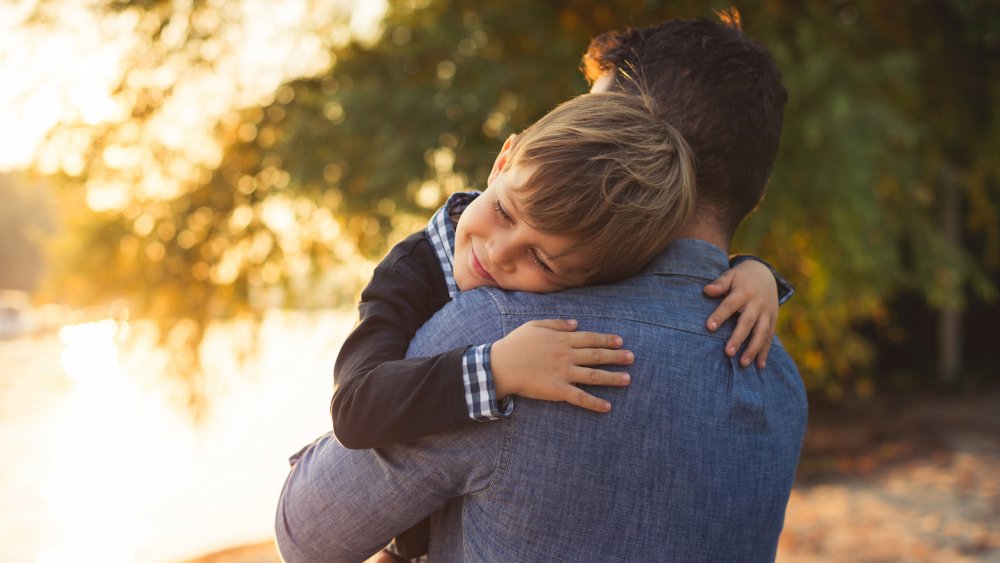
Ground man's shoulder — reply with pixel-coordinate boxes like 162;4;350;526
464;280;713;336
433;286;592;332
408;287;505;357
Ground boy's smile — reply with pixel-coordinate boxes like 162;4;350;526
469;246;496;284
453;163;589;294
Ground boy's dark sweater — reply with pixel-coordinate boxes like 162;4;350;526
331;230;476;449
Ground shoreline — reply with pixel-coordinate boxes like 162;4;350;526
183;541;279;563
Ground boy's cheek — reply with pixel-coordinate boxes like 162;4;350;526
453;264;474;292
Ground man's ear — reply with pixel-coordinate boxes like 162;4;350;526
488;134;518;185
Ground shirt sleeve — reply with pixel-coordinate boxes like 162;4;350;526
277;290;509;563
728;254;795;305
275;428;498;562
275;291;513;563
463;343;514;421
331;232;473;449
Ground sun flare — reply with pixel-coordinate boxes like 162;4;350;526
41;320;195;562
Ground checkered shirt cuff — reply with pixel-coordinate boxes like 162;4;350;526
462;343;514;421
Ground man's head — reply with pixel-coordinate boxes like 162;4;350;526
452;91;695;293
583;12;787;240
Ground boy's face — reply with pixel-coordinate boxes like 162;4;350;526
453;162;590;293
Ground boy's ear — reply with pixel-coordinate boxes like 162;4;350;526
488;134;518;185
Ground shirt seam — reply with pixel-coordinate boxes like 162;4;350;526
466;288;515;501
497;309;735;343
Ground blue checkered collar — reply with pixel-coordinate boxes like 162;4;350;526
425;191;480;298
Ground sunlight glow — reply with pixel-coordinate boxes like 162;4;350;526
73;84;121;126
43;320;143;561
41;320;195;563
0;3;137;171
58;319;121;382
349;0;388;43
0;0;387;199
26;312;349;562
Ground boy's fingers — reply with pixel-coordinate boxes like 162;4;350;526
740;320;771;368
563;386;612;413
703;271;734;297
571;366;631;387
570;331;624;349
740;317;775;368
724;309;756;358
756;338;773;369
528;318;578;331
573;348;634;366
706;295;741;331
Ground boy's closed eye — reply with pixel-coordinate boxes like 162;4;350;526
492;198;513;224
493;197;557;277
530;250;555;275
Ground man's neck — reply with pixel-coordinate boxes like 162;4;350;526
675;215;731;253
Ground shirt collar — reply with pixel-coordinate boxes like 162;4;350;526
641;239;731;280
425;191;480;298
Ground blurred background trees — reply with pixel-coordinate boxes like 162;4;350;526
5;0;998;400
0;174;52;290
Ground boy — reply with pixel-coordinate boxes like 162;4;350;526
330;90;790;451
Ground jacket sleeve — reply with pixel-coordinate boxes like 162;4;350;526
331;233;473;449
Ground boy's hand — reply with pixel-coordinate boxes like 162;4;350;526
490;319;633;413
703;260;779;369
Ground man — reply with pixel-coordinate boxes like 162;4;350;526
276;15;807;562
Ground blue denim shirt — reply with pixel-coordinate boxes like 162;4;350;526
275;239;808;562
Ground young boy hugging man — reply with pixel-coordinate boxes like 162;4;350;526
329;90;791;452
321;90;792;560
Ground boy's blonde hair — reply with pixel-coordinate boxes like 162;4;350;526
506;91;696;284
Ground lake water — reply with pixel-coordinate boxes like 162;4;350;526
0;310;353;563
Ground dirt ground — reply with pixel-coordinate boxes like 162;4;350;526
191;389;1000;563
777;388;1000;562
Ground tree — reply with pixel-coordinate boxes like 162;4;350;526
30;0;1000;401
743;1;1000;395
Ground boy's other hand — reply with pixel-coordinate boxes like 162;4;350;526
491;319;632;413
703;260;779;369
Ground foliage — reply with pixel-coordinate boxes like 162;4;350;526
743;1;1000;396
27;0;1000;399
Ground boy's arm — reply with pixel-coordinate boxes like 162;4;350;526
332;230;631;450
332;231;474;449
729;255;794;304
702;254;795;368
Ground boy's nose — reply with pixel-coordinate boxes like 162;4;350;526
487;237;516;273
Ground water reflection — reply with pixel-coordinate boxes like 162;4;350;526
1;310;351;562
40;319;178;562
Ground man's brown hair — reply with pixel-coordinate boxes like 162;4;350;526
582;12;787;236
506;91;696;284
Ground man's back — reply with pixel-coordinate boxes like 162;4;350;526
409;239;807;561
